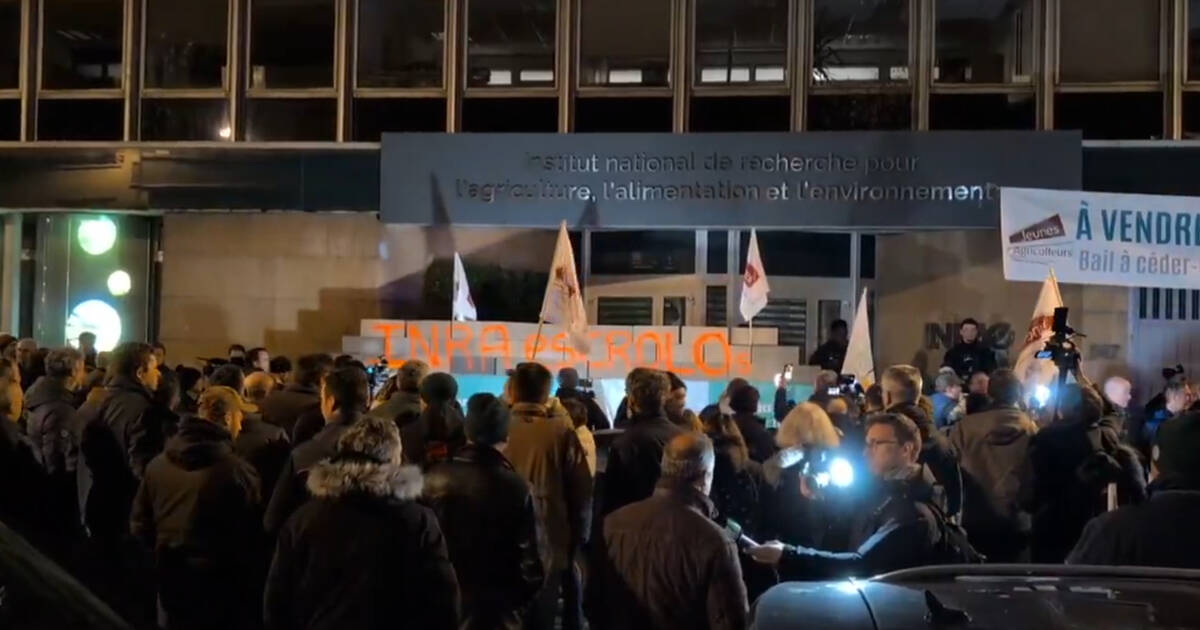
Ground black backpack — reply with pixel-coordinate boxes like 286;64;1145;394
919;498;987;564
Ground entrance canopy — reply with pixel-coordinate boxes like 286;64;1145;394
380;131;1081;230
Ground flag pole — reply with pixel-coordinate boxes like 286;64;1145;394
748;317;755;363
530;318;545;360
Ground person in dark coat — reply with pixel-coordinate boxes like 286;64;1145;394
699;378;749;426
26;347;85;476
727;384;775;464
131;387;262;630
75;342;163;542
555;367;609;430
259;353;331;437
588;432;748;630
749;413;947;580
264;415;459;630
759;403;841;549
1068;412;1200;568
1026;383;1147;563
881;365;964;520
948;369;1037;562
400;372;465;469
263;366;366;535
368;359;428;430
423;394;543;630
601;368;685;518
941;318;997;380
807;319;848;372
702;412;765;538
175;367;204;416
1;359;51;546
15;338;40;392
238;372;290;502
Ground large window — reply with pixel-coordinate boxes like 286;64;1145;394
1190;0;1200;81
1059;0;1160;83
145;0;228;89
42;0;124;89
250;0;336;89
579;0;671;87
247;98;336;140
1056;93;1163;139
38;99;123;139
0;0;18;89
809;94;911;130
813;0;909;83
591;231;696;275
935;0;1033;84
357;0;445;88
141;99;230;140
466;0;556;88
695;0;787;85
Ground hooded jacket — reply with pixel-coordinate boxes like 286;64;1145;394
777;465;945;580
602;411;685;518
505;401;593;570
887;402;963;519
263;410;360;535
423;444;543;626
233;412;290;502
130;417;262;630
264;455;459;630
25;376;77;475
75;375;161;537
949;406;1037;560
588;483;748;630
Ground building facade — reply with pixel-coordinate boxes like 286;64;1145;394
1;0;1199;391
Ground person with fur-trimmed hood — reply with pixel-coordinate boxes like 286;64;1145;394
264;414;459;630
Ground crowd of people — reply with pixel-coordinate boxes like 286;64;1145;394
0;324;1198;630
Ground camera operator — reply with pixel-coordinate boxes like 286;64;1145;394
748;413;965;579
760;403;843;550
555;367;609;431
942;318;997;381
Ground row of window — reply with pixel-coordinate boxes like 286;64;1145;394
0;0;1180;92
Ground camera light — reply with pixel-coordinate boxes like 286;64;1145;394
829;457;855;488
1034;384;1052;407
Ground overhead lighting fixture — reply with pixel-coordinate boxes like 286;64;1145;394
77;216;117;255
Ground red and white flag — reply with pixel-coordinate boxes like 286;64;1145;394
540;221;590;353
740;229;770;322
1013;269;1065;387
452;252;477;322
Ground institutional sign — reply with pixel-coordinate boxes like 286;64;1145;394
1002;187;1200;289
380;131;1080;230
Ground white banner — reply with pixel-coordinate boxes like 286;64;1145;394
1001;187;1200;289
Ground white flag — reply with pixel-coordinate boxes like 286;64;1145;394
540;221;590;354
452;252;477;322
843;289;875;386
740;229;770;322
1013;269;1065;387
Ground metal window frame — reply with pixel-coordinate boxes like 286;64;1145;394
806;0;917;93
573;0;674;95
139;0;232;95
1053;0;1168;89
350;0;450;96
244;0;340;96
461;0;561;97
690;0;792;92
928;0;1040;91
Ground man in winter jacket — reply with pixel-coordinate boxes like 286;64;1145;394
589;432;748;630
259;353;331;437
602;368;685;518
263;366;366;535
423;393;543;630
131;386;262;630
942;318;996;380
265;415;459;630
75;341;162;541
949;369;1037;562
1068;412;1200;568
25;347;86;541
237;371;290;503
749;413;947;579
556;367;609;430
504;362;592;630
882;365;963;519
369;358;428;429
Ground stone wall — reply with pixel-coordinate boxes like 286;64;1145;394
159;213;556;365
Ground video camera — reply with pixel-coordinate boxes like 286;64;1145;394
1034;307;1083;375
364;355;392;395
828;374;860;398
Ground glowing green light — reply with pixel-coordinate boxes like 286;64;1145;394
65;300;122;351
78;217;117;256
106;270;132;297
